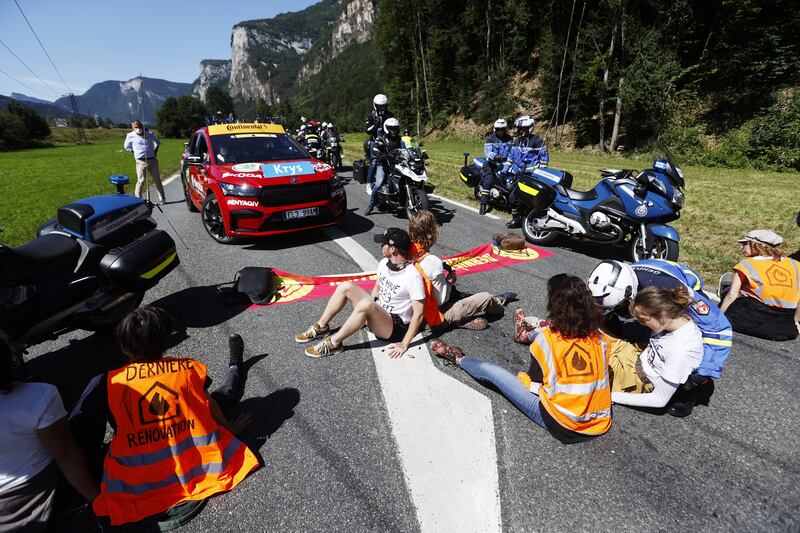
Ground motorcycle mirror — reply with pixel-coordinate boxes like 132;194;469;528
109;174;130;195
463;152;470;166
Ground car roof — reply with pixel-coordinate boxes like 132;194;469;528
206;123;286;136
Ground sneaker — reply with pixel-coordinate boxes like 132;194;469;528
493;291;518;306
305;336;342;358
429;339;464;365
458;317;488;331
295;322;330;343
228;334;244;367
366;183;373;195
514;308;535;344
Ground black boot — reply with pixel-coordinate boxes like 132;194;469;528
229;334;244;368
506;216;522;229
479;203;491;215
668;377;714;417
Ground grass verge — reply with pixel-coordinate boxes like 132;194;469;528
342;134;800;284
0;139;185;247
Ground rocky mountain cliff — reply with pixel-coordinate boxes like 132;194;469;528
191;60;231;101
55;77;191;124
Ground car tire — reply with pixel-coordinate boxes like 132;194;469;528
201;193;236;244
182;174;199;212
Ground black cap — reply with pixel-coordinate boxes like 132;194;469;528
373;227;411;255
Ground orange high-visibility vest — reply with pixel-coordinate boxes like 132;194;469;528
529;328;612;435
734;256;800;309
93;358;259;525
412;251;445;327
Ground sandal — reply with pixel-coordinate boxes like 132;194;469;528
459;317;488;331
429;339;464;365
514;308;534;344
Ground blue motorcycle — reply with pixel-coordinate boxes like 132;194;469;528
516;157;685;261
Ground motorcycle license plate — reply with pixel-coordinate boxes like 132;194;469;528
283;207;319;220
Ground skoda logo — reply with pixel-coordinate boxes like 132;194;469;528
290;177;298;183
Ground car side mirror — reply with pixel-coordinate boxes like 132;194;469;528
186;155;203;166
422;152;429;160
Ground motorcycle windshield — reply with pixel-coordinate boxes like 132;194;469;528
651;144;685;190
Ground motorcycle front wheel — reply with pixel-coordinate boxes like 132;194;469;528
631;234;679;261
522;211;558;245
405;186;429;218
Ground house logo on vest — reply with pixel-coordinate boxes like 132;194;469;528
138;382;181;425
560;342;594;378
765;264;792;287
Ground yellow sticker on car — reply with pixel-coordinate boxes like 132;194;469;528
208;123;285;135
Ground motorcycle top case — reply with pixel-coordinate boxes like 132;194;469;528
516;175;557;211
459;165;481;187
58;195;151;243
99;229;179;292
352;159;367;183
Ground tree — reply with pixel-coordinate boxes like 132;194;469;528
156;97;181;137
205;86;234;117
7;100;50;140
0;110;28;150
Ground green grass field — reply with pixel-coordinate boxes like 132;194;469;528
342;135;800;284
47;127;133;145
0;138;185;247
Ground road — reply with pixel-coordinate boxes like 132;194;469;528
28;168;799;532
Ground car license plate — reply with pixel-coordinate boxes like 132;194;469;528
284;207;319;220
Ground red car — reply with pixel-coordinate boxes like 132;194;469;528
180;123;346;243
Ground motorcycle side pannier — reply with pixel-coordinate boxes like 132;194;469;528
352;159;366;183
459;166;480;187
516;176;557;211
99;229;179;292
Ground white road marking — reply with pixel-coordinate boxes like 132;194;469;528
429;194;503;220
162;171;180;187
323;227;502;533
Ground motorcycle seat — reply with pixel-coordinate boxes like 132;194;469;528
0;234;82;282
556;184;598;201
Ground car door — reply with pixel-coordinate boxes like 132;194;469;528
187;133;210;204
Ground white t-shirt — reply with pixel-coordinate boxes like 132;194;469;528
376;258;425;324
417;254;452;306
0;382;67;494
640;319;703;385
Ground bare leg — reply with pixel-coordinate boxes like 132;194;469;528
332;299;395;344
318;282;369;327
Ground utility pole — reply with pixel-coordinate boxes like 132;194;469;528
68;93;87;144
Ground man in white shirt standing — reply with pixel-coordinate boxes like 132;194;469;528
296;228;425;359
123;120;165;204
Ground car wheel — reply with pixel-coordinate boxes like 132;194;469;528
182;175;199;212
522;211;558;245
631;235;679;261
201;193;236;244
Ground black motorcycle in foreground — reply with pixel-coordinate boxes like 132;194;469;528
0;175;179;349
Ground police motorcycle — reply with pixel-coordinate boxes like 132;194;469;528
0;175;179;349
302;121;327;161
459;146;547;213
323;123;343;170
373;147;430;219
516;151;685;261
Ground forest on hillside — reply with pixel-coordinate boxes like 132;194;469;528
370;0;800;169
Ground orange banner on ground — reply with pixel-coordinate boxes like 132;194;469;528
259;243;554;307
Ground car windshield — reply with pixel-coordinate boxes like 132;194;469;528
210;133;309;164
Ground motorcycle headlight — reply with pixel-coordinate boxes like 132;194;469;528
672;189;685;208
219;181;258;197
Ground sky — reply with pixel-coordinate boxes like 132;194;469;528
0;0;318;101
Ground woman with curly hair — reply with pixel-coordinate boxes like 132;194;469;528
719;229;800;340
430;274;612;443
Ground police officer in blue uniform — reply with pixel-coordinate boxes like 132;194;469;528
479;118;513;215
587;259;732;417
506;116;548;228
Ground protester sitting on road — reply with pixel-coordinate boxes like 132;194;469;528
407;210;517;331
296;228;425;359
609;286;704;410
719;229;800;341
69;306;259;529
585;259;730;417
0;332;99;532
429;274;612;443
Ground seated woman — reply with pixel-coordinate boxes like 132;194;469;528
719;229;800;341
609;286;704;409
70;306;259;529
429;274;612;444
0;333;98;532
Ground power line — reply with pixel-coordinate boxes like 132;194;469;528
13;0;72;94
0;38;61;97
0;67;51;98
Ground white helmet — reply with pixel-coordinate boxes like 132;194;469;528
383;117;400;135
300;124;307;131
493;118;508;130
321;122;327;128
326;122;333;129
515;115;534;130
373;93;389;111
587;260;639;309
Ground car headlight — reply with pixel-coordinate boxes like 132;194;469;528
672;189;685;208
219;181;258;197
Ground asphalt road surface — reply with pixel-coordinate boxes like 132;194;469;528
28;168;799;532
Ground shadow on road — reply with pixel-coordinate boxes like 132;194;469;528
240;209;375;252
240;387;300;454
150;284;249;331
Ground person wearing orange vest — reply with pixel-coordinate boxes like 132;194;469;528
70;306;259;528
720;229;800;341
429;274;612;443
407;210;518;331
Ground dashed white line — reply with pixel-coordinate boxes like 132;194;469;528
322;227;502;533
429;194;503;220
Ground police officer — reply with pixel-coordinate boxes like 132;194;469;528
365;94;395;195
365;117;403;215
479;118;513;215
587;259;732;417
506;116;549;228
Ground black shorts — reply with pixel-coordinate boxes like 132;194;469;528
389;313;409;342
726;296;797;341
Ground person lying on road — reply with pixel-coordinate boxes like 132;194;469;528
429;274;612;444
407;210;517;331
296;228;425;359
